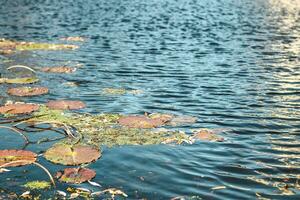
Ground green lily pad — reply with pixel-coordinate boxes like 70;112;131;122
44;144;101;165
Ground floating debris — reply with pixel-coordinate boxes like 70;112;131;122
44;143;101;165
7;65;36;73
0;150;37;167
91;188;128;198
191;129;224;142
7;87;49;97
56;168;96;184
23;181;51;190
28;107;190;147
118;115;166;128
40;66;76;73
0;103;39;114
60;37;85;42
46;100;85;110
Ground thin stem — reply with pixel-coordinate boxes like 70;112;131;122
0;125;29;144
0;160;55;187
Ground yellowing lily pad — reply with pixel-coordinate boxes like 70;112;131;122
56;168;96;184
7;87;49;97
40;66;76;73
118;115;166;129
0;103;39;114
46;100;85;110
1;77;39;84
44;144;101;165
0;149;37;167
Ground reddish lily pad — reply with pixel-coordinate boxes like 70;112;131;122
0;150;37;167
40;66;76;73
7;87;49;97
118;115;166;128
46;100;85;110
192;129;224;142
56;168;96;184
44;144;101;165
0;103;39;114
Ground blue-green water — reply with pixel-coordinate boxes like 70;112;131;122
0;0;300;199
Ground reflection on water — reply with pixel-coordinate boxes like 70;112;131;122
0;0;300;199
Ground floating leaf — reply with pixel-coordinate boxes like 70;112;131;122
40;66;76;73
0;149;37;167
7;87;49;97
23;181;51;190
0;103;39;114
118;115;166;128
44;144;101;165
16;42;78;51
4;77;39;84
46;100;86;110
192;129;224;142
56;168;96;184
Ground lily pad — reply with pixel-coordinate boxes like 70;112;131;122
44;144;101;165
40;66;76;73
0;103;39;114
56;168;96;184
46;100;85;110
0;150;37;167
16;42;78;51
7;87;49;97
192;129;224;142
118;115;166;128
0;77;39;84
23;181;51;190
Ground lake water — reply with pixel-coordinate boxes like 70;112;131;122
0;0;300;199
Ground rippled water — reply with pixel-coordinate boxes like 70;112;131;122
0;0;300;199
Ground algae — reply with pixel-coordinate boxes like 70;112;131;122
23;181;51;190
27;106;190;147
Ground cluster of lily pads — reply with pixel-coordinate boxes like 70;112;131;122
0;38;226;199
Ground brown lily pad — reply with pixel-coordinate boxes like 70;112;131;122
118;115;166;128
192;129;224;142
56;168;96;184
0;103;39;114
40;66;76;73
46;100;85;110
0;150;37;167
7;87;49;97
44;144;101;165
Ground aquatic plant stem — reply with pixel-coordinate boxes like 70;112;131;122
0;160;56;187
